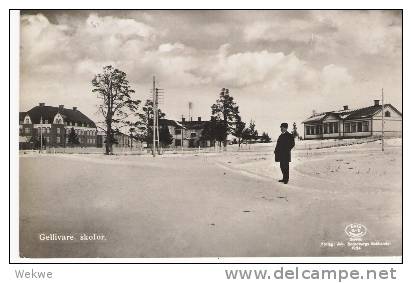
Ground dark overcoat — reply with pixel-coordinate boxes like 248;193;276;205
274;132;295;162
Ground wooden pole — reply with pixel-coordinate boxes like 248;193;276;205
382;88;384;152
39;116;43;153
152;76;156;157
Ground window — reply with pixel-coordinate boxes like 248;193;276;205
357;122;363;132
46;128;50;134
46;137;50;143
385;111;391;117
57;128;60;134
334;122;339;133
24;127;31;134
191;132;196;138
316;125;322;135
351;123;357;133
25;118;30;124
175;139;181;146
45;120;48;124
175;129;181;135
344;123;350;133
327;123;333;133
306;126;310;135
363;121;369;132
66;137;69;143
57;137;60;143
323;124;329;134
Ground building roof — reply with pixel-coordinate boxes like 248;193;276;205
302;104;402;124
19;112;26;122
24;105;96;127
158;118;184;128
182;120;211;130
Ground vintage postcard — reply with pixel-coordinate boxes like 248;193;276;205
17;10;402;260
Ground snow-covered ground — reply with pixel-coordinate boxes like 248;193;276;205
19;138;402;258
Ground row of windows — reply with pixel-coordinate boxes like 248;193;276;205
344;121;369;133
22;127;97;135
306;121;370;135
174;128;198;138
23;118;92;128
63;137;96;144
306;122;339;135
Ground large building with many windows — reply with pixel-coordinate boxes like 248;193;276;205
19;103;98;149
302;100;402;140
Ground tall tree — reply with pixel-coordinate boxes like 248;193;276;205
67;127;80;147
200;118;226;147
211;88;240;147
92;66;140;155
246;120;259;142
137;99;166;145
233;117;246;148
159;126;173;147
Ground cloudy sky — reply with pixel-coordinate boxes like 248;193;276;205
20;10;402;136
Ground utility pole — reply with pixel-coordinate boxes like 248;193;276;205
381;88;384;152
181;114;184;149
152;76;156;157
39;116;43;153
151;76;164;157
155;87;161;155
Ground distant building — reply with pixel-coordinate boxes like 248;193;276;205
302;100;402;140
19;103;97;149
152;117;212;148
181;117;212;148
96;130;142;149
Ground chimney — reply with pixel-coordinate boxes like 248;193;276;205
190;117;193;122
343;105;348;110
374;100;380;106
72;106;77;111
39;103;45;107
182;117;185;122
198;117;201;122
59;105;64;110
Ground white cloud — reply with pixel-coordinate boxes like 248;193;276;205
158;42;185;53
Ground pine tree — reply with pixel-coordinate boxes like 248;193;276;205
137;99;166;145
159;126;173;147
233;117;246;148
211;88;240;147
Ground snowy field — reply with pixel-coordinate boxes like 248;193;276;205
19;138;402;258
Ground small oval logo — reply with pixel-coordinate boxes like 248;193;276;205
345;223;367;238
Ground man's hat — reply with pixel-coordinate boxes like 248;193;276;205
280;123;288;128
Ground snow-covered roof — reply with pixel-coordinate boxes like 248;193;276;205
302;104;402;124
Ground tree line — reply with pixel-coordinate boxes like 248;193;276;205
91;66;272;155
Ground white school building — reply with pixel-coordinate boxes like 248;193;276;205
302;100;402;140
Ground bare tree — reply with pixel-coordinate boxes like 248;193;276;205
92;65;140;155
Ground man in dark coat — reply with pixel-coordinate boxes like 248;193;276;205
274;123;295;184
